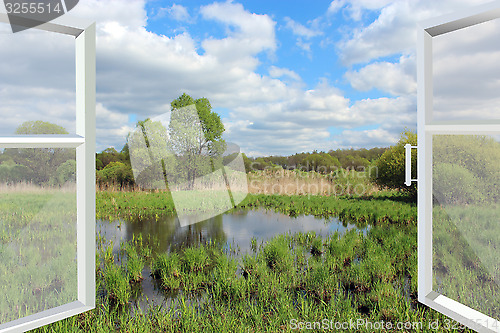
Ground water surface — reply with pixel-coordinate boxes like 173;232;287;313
97;208;369;255
96;208;370;311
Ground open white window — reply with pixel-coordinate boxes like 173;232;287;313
0;14;95;333
417;2;500;332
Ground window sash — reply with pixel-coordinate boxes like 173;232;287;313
0;13;95;333
418;2;500;332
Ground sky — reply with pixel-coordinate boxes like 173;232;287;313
0;0;499;156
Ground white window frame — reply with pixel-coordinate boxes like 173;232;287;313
418;2;500;332
0;13;95;333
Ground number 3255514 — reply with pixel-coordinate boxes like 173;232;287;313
5;2;63;15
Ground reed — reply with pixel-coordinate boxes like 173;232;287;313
102;263;130;306
247;169;379;196
121;242;144;283
8;186;485;332
33;222;476;333
96;191;416;228
0;190;77;323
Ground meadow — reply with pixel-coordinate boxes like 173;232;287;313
432;204;500;322
0;189;77;324
0;173;482;332
24;188;479;332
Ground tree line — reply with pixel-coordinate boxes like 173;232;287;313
1;94;446;202
92;144;389;189
244;147;387;174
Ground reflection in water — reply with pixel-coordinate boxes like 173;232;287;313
97;209;369;256
97;209;370;312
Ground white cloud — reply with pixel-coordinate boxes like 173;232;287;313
0;0;460;154
268;66;301;81
70;0;147;30
167;4;191;22
431;18;500;121
345;54;416;96
335;0;488;66
95;103;133;150
200;1;276;64
284;17;322;38
283;17;323;54
349;96;415;127
222;78;416;155
333;128;399;149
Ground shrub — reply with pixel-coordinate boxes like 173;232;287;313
97;161;134;188
433;163;483;205
372;130;416;199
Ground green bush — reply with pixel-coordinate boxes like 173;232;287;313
97;161;134;188
372;130;416;198
55;160;76;185
433;135;500;204
433;163;483;205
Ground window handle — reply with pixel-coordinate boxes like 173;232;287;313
405;144;418;186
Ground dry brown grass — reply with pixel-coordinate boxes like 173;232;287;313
97;182;141;192
0;182;76;193
247;169;380;196
96;168;381;197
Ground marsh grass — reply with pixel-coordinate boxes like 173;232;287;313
96;191;416;229
143;226;440;330
2;186;480;332
49;226;470;332
121;242;144;283
432;204;500;321
102;263;131;306
0;189;77;324
32;193;477;332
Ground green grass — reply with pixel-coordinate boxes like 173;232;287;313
0;189;477;332
96;191;176;221
102;263;130;306
432;204;500;321
33;222;475;332
96;191;416;227
0;191;77;324
121;242;144;283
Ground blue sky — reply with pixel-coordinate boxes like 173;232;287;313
1;0;496;156
144;0;385;101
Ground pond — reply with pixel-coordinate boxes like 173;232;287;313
96;208;370;311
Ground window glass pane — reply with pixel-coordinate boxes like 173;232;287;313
432;18;500;122
432;134;500;320
0;147;77;323
0;23;76;135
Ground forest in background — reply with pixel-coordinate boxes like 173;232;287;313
94;144;388;189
